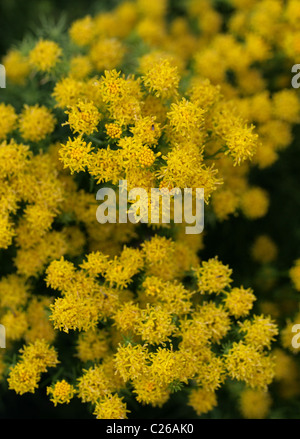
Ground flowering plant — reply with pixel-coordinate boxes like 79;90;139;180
0;0;300;420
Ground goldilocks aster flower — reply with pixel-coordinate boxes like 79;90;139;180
1;0;298;420
29;39;62;72
47;380;76;406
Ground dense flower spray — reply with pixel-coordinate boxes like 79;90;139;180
0;0;299;420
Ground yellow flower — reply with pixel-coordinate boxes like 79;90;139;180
285;0;300;28
1;310;28;341
281;318;300;354
63;100;101;135
251;235;278;264
79;251;109;277
188;388;217;416
225;342;275;390
8;340;59;395
0;0;290;419
69;15;95;46
23;203;55;236
89;38;125;72
105;123;122;139
137;0;168;19
211;189;239;221
248;91;272;123
258;119;292;151
0;139;31;177
98;69;142;126
273;348;299;382
59;136;93;174
138;146;156;168
142;276;193;315
160;146;221;202
76;329;110;363
19;105;56;142
238;314;278;350
104;247;145;289
113;301;142;333
0;274;29;310
25;296;56;344
93;393;129;419
19;339;59;373
142;58;180;100
7;362;41;395
77;365;115;403
196;355;226;392
45;257;76;291
130;116;162;146
240;389;272;419
3;49;30;84
224;286;256;318
224;124;259;166
253;141;278;169
193;257;233;295
132;374;170;407
193;302;231;344
115;343;149;382
52;76;86;109
272;89;300;124
136;19;167;47
240;187;269;219
49;294;99;333
167;98;205;139
149;347;196;387
69;55;93;79
136;304;176;345
289;259;300;291
0;103;18;140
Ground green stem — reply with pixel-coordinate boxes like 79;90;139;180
88;136;107;146
204;146;227;160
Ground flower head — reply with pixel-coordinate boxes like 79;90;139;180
29;39;62;72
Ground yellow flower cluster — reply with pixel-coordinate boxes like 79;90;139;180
29;39;62;72
1;0;298;420
289;259;300;291
47;380;76;406
240;389;272;419
0;103;56;144
19;105;56;142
